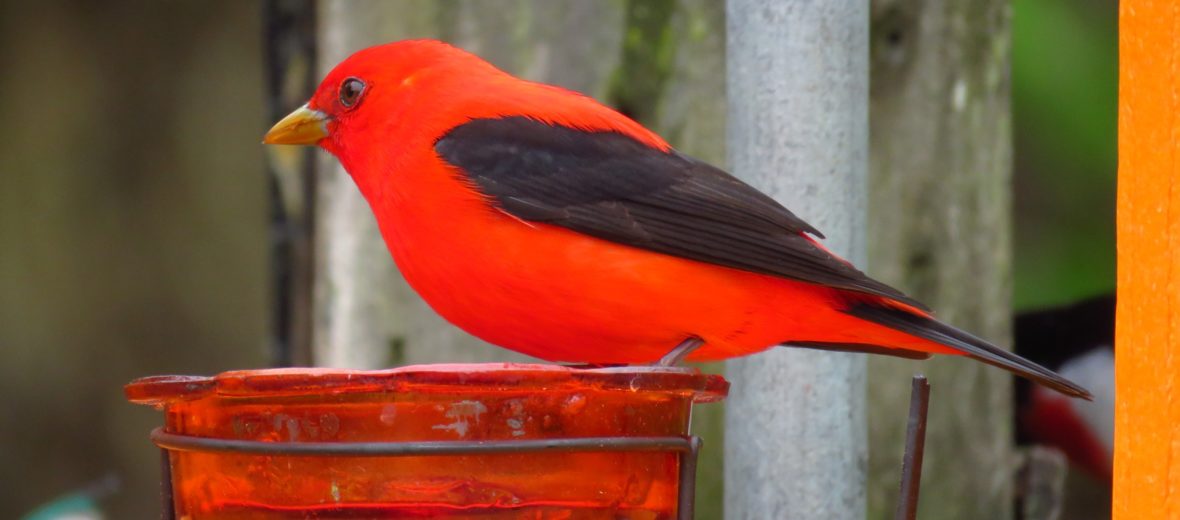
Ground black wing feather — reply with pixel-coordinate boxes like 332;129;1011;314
847;302;1094;399
435;116;924;309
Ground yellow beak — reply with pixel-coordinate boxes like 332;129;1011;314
263;104;330;145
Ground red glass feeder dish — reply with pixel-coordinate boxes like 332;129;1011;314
126;363;728;519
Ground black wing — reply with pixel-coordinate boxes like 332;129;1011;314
435;116;924;309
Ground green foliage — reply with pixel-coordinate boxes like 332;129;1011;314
1011;0;1116;310
607;0;677;122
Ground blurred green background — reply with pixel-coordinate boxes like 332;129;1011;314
0;2;267;518
1012;0;1116;311
0;0;1114;518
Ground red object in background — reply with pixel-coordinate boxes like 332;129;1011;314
126;364;727;519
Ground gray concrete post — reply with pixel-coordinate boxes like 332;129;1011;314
725;1;870;518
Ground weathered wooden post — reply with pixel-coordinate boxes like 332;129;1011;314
725;1;869;518
1114;1;1180;517
865;2;1016;518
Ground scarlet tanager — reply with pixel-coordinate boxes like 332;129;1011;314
264;40;1090;399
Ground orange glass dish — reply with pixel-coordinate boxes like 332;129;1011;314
126;363;727;519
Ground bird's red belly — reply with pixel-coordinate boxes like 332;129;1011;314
380;203;872;363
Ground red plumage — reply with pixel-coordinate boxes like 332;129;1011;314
264;39;1089;399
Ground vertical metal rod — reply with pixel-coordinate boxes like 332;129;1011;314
160;448;175;520
678;436;703;520
895;374;931;520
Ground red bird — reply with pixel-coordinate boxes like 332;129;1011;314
264;40;1089;399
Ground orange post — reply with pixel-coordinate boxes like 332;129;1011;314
1115;1;1180;517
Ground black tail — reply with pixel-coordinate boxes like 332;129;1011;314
846;302;1093;400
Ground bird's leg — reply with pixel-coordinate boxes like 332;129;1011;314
656;337;704;367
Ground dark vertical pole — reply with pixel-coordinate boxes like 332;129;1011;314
895;375;931;520
159;449;175;520
263;0;317;367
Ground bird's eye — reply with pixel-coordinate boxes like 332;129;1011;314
339;77;365;108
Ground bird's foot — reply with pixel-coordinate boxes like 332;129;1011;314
655;337;704;367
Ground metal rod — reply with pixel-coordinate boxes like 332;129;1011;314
160;448;175;520
153;429;701;518
152;428;694;457
895;374;931;520
678;436;703;520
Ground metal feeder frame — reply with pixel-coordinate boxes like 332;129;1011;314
153;428;703;520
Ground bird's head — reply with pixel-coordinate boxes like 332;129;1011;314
263;39;492;154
